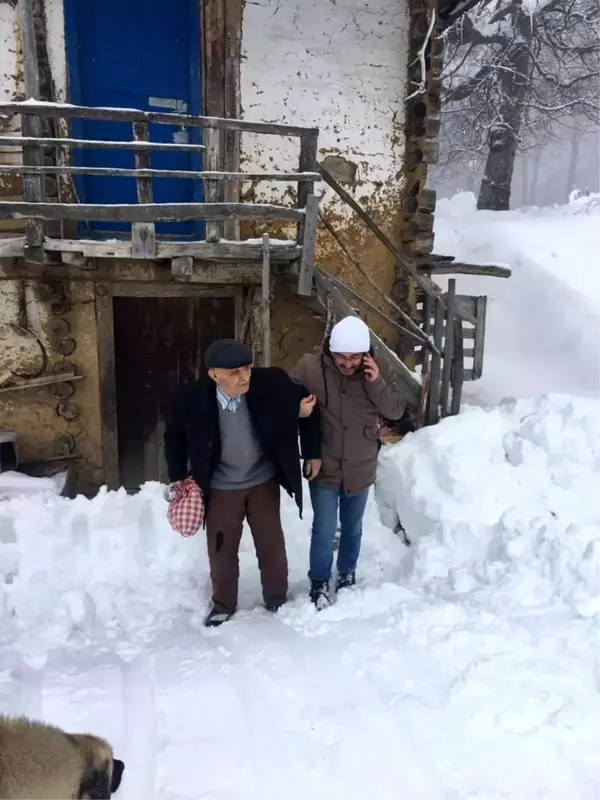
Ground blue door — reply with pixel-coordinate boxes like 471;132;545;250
64;0;202;238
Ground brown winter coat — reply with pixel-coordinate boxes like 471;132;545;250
290;347;406;495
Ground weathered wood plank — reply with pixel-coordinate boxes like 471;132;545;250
0;260;262;284
0;202;304;223
0;101;319;138
439;278;456;417
426;296;444;425
133;121;152;203
17;0;44;259
0;164;321;182
111;283;235;298
297;194;318;296
472;296;487;379
0;372;82;394
0;136;206;153
131;222;157;258
40;237;301;262
419;262;512;278
450;317;464;415
261;234;271;367
297;132;319;244
95;284;119;489
171;256;194;276
417;292;432;428
223;0;243;242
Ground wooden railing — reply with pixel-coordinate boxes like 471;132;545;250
0;101;320;294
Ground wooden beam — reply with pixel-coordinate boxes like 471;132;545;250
203;0;226;241
317;162;437;299
133;121;152;202
0;202;305;223
39;237;301;262
297;194;318;296
0;101;320;138
297;132;319;244
426;296;444;425
0;372;82;395
223;0;243;241
450;317;464;415
472;296;487;379
0;260;262;284
0;164;321;182
419;262;512;278
95;284;119;490
131;222;156;258
17;0;44;260
439;278;456;417
111;283;235;298
0;135;206;152
261;234;271;367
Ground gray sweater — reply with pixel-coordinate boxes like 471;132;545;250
210;397;276;490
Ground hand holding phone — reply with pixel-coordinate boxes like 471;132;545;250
362;354;379;383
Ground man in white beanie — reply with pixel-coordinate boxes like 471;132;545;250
290;316;405;607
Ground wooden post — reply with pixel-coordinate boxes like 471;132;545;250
297;193;318;296
296;131;318;244
132;121;156;258
450;316;464;415
95;284;119;490
472;295;487;379
426;296;444;424
261;233;271;367
17;0;45;261
439;278;456;417
417;293;432;428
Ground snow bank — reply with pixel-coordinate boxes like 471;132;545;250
376;393;600;618
435;192;600;404
0;483;208;658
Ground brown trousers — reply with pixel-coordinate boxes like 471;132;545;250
205;477;288;613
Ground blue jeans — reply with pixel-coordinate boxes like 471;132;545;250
308;483;370;582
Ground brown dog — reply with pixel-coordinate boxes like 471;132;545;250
0;715;125;799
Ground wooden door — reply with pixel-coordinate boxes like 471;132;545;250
113;295;234;490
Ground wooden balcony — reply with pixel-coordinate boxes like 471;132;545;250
0;101;320;295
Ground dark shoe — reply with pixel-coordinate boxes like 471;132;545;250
265;595;287;613
309;579;332;610
336;571;356;592
204;606;234;627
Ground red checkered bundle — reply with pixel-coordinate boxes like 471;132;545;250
167;477;204;537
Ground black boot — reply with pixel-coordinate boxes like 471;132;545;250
265;595;287;613
204;606;234;627
309;579;332;610
336;571;356;592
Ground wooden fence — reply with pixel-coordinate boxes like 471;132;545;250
0;100;321;295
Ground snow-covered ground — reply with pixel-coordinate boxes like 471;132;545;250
1;391;599;799
1;195;599;799
435;192;600;405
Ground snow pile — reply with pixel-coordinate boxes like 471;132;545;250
376;393;600;617
0;483;208;660
435;192;600;404
0;470;67;499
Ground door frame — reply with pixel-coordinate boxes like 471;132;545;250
95;281;244;490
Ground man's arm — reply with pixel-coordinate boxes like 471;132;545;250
163;392;189;483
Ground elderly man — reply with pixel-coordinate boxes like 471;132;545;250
165;339;321;627
291;316;405;608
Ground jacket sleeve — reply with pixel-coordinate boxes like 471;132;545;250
163;392;189;483
284;362;322;460
364;375;407;420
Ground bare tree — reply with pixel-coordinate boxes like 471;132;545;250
440;0;600;209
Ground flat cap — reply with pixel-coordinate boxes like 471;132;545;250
204;338;253;370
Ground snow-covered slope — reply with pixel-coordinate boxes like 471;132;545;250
435;192;600;404
1;390;599;799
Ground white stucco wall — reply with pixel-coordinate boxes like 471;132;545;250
240;0;410;208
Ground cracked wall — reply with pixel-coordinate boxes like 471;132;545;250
240;0;411;368
0;279;103;492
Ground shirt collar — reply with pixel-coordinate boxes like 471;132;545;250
216;386;242;412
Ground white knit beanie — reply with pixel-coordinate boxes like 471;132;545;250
329;316;371;354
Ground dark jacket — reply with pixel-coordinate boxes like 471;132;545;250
290;340;405;495
164;367;321;517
